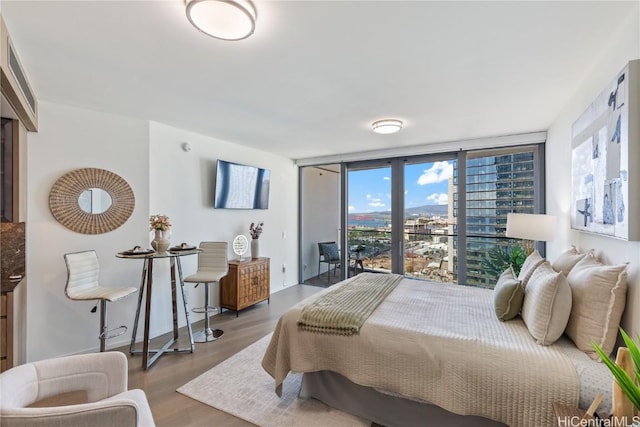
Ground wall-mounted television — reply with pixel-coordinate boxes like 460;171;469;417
214;159;270;209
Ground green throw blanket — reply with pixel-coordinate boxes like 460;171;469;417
297;272;403;335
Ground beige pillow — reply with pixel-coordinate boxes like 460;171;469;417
521;261;572;345
493;266;524;321
552;245;588;276
518;250;545;288
565;252;628;359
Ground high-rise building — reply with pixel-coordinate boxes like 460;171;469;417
455;149;537;287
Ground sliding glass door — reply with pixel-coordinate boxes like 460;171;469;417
403;159;457;283
299;143;544;288
345;156;457;282
346;164;393;277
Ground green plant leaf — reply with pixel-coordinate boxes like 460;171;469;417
593;331;640;411
481;244;527;280
620;329;640;384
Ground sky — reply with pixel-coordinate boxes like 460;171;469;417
348;161;454;213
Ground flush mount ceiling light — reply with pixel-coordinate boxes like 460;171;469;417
372;119;403;134
185;0;257;41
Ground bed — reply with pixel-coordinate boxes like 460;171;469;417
261;272;614;427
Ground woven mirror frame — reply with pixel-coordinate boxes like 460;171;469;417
49;168;135;234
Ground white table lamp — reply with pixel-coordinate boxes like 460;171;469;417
506;213;557;253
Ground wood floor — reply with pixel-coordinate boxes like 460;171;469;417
117;284;323;427
303;267;349;287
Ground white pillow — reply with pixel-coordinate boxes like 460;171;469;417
518;250;545;288
551;245;589;276
521;261;572;345
565;252;628;359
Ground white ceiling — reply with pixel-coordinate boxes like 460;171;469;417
1;1;637;160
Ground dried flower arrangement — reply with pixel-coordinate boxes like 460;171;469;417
249;221;264;239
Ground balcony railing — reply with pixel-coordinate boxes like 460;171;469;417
347;228;527;288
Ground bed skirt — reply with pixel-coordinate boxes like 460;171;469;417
300;371;507;427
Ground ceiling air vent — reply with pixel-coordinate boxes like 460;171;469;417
1;16;38;131
8;40;36;116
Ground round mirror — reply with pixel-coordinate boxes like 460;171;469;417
78;188;113;214
49;168;135;234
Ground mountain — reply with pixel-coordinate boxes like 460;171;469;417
349;205;448;221
404;204;448;217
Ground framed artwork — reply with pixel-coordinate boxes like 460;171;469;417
571;60;639;241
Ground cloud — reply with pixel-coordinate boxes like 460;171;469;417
348;205;356;212
366;194;385;208
426;193;449;205
383;176;390;181
417;161;453;185
366;195;384;207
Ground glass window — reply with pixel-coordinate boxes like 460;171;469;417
302;143;543;290
458;147;541;288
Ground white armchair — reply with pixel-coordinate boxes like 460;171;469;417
0;351;155;427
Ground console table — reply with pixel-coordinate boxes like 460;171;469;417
220;257;270;316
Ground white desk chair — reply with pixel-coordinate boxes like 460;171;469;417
183;242;228;343
64;250;137;352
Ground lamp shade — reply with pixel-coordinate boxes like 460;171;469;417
506;213;557;242
185;0;257;41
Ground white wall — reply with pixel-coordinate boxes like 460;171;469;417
22;104;299;363
300;165;340;281
147;122;299;334
546;9;640;335
25;101;150;362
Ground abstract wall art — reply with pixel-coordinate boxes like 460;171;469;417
571;60;640;241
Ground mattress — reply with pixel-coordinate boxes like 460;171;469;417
300;338;613;427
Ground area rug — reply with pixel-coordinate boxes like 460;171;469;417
177;333;370;427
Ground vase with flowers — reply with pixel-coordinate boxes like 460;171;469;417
149;214;171;252
249;221;264;259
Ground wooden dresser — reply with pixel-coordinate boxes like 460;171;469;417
220;257;270;316
0;292;12;372
1;222;24;373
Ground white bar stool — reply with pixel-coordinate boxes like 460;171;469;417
183;242;229;343
64;250;138;352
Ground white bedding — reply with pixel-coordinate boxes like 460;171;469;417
555;337;613;417
262;276;612;426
